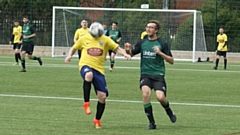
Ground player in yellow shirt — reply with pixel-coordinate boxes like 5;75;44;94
9;20;22;65
140;31;147;40
214;27;228;70
73;19;89;59
65;22;131;129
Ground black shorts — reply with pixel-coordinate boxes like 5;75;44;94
21;41;34;55
140;74;167;95
13;43;22;50
108;50;116;56
217;51;227;57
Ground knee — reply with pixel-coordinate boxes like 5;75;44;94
156;92;166;103
85;72;93;82
97;92;107;103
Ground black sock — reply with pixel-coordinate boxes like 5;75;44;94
215;58;219;68
161;101;170;109
96;101;105;120
144;103;155;124
110;60;115;68
15;54;18;62
18;53;21;61
32;56;39;60
21;58;25;69
224;59;227;69
83;80;91;102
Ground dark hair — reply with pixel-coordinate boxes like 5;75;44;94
111;21;118;25
14;20;19;23
23;16;29;19
147;20;160;30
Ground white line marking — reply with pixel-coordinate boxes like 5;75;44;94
0;94;240;108
0;62;240;73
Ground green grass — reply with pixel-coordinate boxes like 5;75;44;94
0;55;240;135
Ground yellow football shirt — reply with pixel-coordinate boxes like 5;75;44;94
73;34;119;75
12;26;22;43
217;33;227;51
74;28;89;39
140;31;147;39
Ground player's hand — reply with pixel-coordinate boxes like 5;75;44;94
153;46;161;54
124;54;131;60
23;35;28;39
9;41;12;45
124;42;132;51
65;55;72;63
18;41;22;44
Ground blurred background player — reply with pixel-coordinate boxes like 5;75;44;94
105;21;122;71
9;20;22;65
74;19;89;59
140;30;148;40
102;23;108;35
65;22;131;129
124;20;176;130
214;27;228;70
20;16;42;72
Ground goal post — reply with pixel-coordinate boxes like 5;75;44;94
52;6;207;62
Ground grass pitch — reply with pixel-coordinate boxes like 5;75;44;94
0;55;240;135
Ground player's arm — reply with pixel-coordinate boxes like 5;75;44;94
116;31;122;43
73;30;79;43
124;41;141;57
115;46;131;60
153;42;174;65
222;35;228;48
65;47;77;63
9;34;14;45
23;26;36;39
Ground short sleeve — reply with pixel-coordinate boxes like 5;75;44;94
162;42;172;57
131;40;142;55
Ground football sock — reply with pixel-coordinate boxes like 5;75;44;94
15;54;18;62
21;58;25;69
224;59;227;69
215;58;219;68
18;53;21;60
161;101;170;109
83;80;91;102
144;103;155;124
32;56;39;60
96;101;105;120
110;59;115;68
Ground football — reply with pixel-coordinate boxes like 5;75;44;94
89;22;104;38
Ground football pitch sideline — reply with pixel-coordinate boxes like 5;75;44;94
0;55;240;135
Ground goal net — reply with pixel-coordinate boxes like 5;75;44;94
52;6;207;62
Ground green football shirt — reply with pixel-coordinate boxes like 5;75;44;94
106;30;121;43
131;38;172;76
22;24;35;42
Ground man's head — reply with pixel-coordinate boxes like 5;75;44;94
14;20;20;27
111;21;118;30
102;23;107;30
145;20;160;37
22;16;29;24
81;19;88;28
219;27;224;34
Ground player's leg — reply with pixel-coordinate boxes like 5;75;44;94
108;50;113;71
80;65;93;115
27;42;42;66
13;44;19;65
214;51;220;70
223;52;227;70
153;77;176;123
111;52;116;69
16;44;22;62
91;70;108;129
20;43;27;72
78;50;81;59
140;75;156;130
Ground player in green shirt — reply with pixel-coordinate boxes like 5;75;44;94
20;16;42;72
124;20;176;130
106;21;122;72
